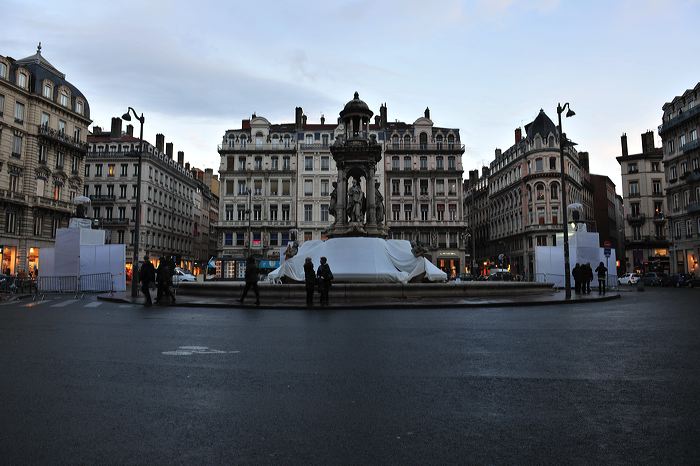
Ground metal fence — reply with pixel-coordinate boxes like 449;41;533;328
0;276;36;294
35;273;114;300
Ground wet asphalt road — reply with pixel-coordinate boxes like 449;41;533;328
1;288;699;465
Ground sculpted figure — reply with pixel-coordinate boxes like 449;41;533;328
375;181;385;224
329;181;338;220
347;178;365;223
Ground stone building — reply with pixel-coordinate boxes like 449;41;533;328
590;173;624;271
463;167;490;275
616;131;669;274
216;98;467;278
85;120;199;277
190;167;219;274
659;82;700;275
0;45;91;275
485;110;591;278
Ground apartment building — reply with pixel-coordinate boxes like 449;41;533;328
616;131;669;273
659;82;700;274
0;45;91;275
463;167;490;275
85;119;199;276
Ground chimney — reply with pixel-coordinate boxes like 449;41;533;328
92;125;102;134
424;107;430;119
110;117;122;138
621;133;628;156
295;107;303;130
241;119;251;130
578;151;590;171
380;103;388;127
515;127;522;143
374;115;381;125
469;169;478;184
156;133;165;153
641;130;655;154
126;124;134;137
185;162;190;171
177;151;184;166
166;142;173;158
302;114;307;126
320;114;325;125
482;166;490;178
495;148;502;158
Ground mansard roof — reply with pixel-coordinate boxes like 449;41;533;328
524;109;558;140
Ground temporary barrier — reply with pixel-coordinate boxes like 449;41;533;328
79;272;114;294
36;273;115;300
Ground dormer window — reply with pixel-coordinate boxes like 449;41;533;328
17;72;27;88
43;82;52;98
0;62;7;79
60;91;69;107
75;100;83;115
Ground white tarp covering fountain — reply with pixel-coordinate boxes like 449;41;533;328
267;238;447;283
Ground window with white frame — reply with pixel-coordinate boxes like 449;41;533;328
76;100;83;115
404;204;412;221
12;134;22;157
304;179;313;196
0;62;7;79
321;156;329;171
269;205;278;221
321;204;329;222
304;204;312;222
320;179;329;196
43;82;52;98
305;156;313;171
17;72;27;88
14;101;25;123
60;91;69;107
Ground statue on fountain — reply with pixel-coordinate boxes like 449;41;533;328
375;181;385;224
347;178;366;223
329;181;338;223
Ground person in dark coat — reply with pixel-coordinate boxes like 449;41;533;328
155;258;176;305
316;256;334;307
304;257;315;308
572;263;581;294
583;263;593;294
139;255;156;307
239;256;260;305
595;261;608;294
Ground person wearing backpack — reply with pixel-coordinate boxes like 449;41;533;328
316;256;334;307
139;255;156;307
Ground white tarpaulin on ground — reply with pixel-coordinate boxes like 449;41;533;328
267;238;447;283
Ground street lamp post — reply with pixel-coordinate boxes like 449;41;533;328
557;102;575;299
122;107;145;298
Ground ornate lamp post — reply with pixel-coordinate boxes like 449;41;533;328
557;102;575;299
121;107;144;298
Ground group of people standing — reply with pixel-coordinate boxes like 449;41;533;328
303;256;334;308
572;261;608;295
138;255;176;307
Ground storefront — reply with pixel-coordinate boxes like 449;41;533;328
437;255;460;279
1;245;18;275
27;247;39;277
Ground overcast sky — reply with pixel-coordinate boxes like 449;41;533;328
3;0;699;192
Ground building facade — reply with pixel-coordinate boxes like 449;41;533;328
485;110;592;279
659;82;700;275
217;102;467;278
616;131;669;274
590;173;623;270
463;167;490;275
0;46;91;275
85;119;199;277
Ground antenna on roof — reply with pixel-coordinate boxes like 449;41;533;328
37;42;42;54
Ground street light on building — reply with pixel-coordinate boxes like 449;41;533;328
121;107;145;298
557;102;575;299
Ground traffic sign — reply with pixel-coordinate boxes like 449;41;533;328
604;248;611;257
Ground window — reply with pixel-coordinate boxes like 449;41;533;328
269;205;278;221
629;181;639;196
34;215;43;236
5;211;17;234
392;157;399;170
537;236;547;246
693;158;699;171
254;157;262;170
404;156;411;170
631;202;640;216
237;156;246;171
448;156;456;170
670;165;677;180
71;155;79;173
12;134;22;158
321;204;329;222
254;179;263;196
436;180;445;195
680;134;686;147
305;156;313;171
652;179;662;194
14;101;25;123
420;179;428;195
322;134;329;147
420;156;428;170
404;180;412;195
549;157;556;170
436;204;445;221
391;180;400;195
550;182;559;200
404;204;412;221
43;83;52;98
448;180;457;195
537;206;546;225
321;156;330;171
673;193;679;211
628;162;638;174
238;180;247;195
320;179;329;196
224;232;233;246
304;179;313;196
686;220;693;238
392;204;400;221
652;162;660;172
420;204;429;221
224;204;234;221
0;62;6;79
669;140;675;153
449;204;457;221
419;132;428;150
0;94;4;116
107;164;115;177
552;206;559;224
536;183;545;200
535;158;543;172
9;174;19;193
304;204;313;222
118;207;126;220
237;204;246;221
270;180;278;196
681;161;688;174
253;205;262;221
282;180;290;196
95;164;103;177
18;73;27;88
283;156;291;170
60;91;69;107
271;156;279;170
674;222;681;239
76;100;83;115
282;205;290;221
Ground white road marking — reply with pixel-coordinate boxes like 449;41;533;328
162;346;240;356
51;299;79;308
84;301;103;308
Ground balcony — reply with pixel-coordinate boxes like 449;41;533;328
659;104;700;135
681;138;700;153
627;192;641;198
89;194;116;203
626;213;646;225
217;142;296;153
688;202;700;214
384;142;465;153
101;218;130;227
299;143;331;151
0;189;28;204
37;124;88;152
653;213;667;224
33;196;73;212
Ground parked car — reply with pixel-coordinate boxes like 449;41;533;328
618;273;640;285
641;272;671;287
172;267;196;284
669;273;692;288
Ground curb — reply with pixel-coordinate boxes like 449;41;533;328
98;293;621;310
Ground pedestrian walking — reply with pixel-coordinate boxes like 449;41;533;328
239;256;260;305
595;261;608;294
139;255;156;307
584;263;593;294
572;263;581;294
316;256;334;307
155;258;176;305
304;257;315;308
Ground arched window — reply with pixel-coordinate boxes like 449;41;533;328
550;182;559;200
239;134;247;148
392;134;399;149
419;132;428;150
60;90;69;107
536;183;545;201
255;132;263;147
447;134;455;149
43;82;52;99
403;134;411;149
436;135;443;150
549;135;555;147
